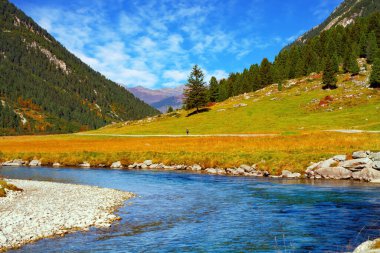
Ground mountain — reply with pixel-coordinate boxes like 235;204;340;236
295;0;380;44
128;85;184;112
0;0;159;134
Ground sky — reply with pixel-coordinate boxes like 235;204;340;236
11;0;343;89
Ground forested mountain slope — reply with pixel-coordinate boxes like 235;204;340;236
0;0;159;134
296;0;380;44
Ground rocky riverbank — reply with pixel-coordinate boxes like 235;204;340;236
0;179;134;251
1;150;379;182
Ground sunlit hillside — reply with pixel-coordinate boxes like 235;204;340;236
91;62;380;135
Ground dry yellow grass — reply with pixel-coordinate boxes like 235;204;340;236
0;132;379;174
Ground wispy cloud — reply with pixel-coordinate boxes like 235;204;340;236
18;0;334;89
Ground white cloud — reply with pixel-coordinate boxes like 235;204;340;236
26;0;272;89
204;69;229;83
163;70;188;82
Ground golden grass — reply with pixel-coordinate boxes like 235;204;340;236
0;132;379;174
0;179;23;197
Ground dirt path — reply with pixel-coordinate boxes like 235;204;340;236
75;133;279;138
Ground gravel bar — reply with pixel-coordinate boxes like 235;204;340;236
0;179;134;251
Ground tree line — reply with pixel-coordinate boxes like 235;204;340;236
183;12;380;110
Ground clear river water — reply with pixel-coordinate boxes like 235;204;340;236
1;166;380;252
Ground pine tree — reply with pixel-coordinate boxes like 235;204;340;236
183;65;208;112
322;57;338;90
208;76;219;102
167;106;174;113
370;58;380;88
259;58;273;87
343;51;360;75
367;31;379;64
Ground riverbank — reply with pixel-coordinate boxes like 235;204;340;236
2;150;380;183
0;179;134;252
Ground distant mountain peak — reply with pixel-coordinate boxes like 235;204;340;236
128;85;184;112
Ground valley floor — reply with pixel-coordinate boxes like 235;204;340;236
0;131;379;174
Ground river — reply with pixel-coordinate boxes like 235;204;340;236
1;166;380;252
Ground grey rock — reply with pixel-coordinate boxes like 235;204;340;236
205;168;217;174
320;158;337;169
369;152;380;161
110;161;122;169
352;151;369;159
352;167;380;182
29;160;41;167
2;159;25;166
240;164;251;172
373;161;380;170
216;168;226;175
236;168;245;175
149;164;158;169
306;162;320;174
281;170;301;178
52;162;61;167
79;162;90;168
340;158;372;171
175;165;186;170
353;238;380;253
315;167;352;180
226;168;238;175
191;164;202;171
333;155;346;162
143;160;153;166
141;164;148;169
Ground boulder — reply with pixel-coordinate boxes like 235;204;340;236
191;164;202;171
353;238;380;253
281;170;301;178
52;162;61;167
333;155;346;162
340;158;372;171
216;168;226;175
240;164;257;173
233;103;247;108
352;151;369;159
79;162;90;168
320;158;337;169
352;167;380;182
226;168;239;175
236;168;245;175
205;168;217;174
29;160;41;166
149;164;158;169
141;164;148;169
110;161;123;169
306;162;320;174
240;164;251;171
175;165;186;170
2;159;25;166
369;152;380;161
373;161;380;170
315;167;352;180
143;160;153;166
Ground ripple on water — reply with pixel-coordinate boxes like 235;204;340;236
1;167;380;252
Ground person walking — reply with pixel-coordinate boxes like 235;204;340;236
186;128;189;135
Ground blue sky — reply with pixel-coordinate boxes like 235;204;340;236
11;0;343;89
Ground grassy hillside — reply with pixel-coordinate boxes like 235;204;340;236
91;66;380;135
1;66;379;173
